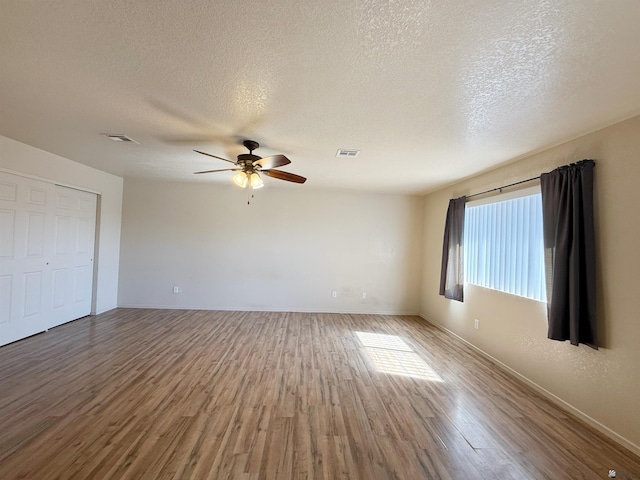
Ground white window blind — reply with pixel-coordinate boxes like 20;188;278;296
464;192;546;302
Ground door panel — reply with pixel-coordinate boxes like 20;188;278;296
26;212;46;257
0;210;15;257
76;218;92;254
55;215;72;255
27;186;47;205
56;191;73;209
52;268;69;310
50;186;97;328
0;275;11;323
23;272;42;317
0;173;54;345
0;181;18;201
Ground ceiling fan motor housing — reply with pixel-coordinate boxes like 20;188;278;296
237;153;261;171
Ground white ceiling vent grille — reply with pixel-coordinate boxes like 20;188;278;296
336;148;360;158
102;133;139;144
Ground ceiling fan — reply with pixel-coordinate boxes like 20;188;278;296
193;140;306;189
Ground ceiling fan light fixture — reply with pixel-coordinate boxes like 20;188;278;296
233;171;248;188
250;172;264;189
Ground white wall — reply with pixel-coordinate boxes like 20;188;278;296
420;115;640;453
0;135;123;314
118;179;423;314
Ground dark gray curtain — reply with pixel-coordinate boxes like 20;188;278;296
439;196;466;302
540;160;597;348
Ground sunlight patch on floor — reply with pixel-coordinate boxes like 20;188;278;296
355;332;443;381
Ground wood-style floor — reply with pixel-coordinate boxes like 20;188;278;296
0;310;638;479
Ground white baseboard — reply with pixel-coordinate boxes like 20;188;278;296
418;313;640;458
116;304;419;316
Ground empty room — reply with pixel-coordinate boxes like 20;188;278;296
1;1;640;479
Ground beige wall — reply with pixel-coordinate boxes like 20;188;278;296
420;115;640;453
118;178;423;314
0;135;124;314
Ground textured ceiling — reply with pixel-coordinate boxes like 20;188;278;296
1;1;640;194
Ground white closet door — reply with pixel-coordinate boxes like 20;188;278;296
50;186;97;328
0;172;97;346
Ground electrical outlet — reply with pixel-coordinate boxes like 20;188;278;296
332;291;337;298
173;286;180;294
474;319;479;330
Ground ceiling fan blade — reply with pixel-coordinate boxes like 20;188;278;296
263;169;307;184
254;154;291;170
194;168;240;174
193;150;237;165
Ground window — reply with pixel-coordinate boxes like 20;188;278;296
464;188;546;302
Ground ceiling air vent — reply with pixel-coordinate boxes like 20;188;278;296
102;133;139;144
336;148;360;158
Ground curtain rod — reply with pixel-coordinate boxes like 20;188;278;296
465;175;540;200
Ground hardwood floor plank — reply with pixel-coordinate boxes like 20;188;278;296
0;309;638;479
